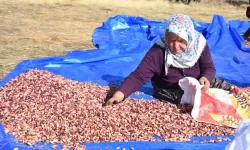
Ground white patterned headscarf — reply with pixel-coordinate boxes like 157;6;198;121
156;14;207;75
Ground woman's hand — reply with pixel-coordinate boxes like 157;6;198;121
199;77;210;91
103;91;125;106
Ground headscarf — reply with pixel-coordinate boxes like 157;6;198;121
155;14;207;75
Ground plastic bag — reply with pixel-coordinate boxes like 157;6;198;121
179;77;203;105
229;88;250;119
225;119;250;150
193;90;242;128
178;77;245;128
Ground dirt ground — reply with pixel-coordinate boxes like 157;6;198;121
0;0;248;80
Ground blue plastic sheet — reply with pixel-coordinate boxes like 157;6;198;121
0;14;250;150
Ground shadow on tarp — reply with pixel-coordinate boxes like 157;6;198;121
102;74;154;96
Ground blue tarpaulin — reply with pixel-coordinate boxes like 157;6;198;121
0;14;249;150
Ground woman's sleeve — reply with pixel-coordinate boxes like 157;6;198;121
118;46;163;98
199;44;216;82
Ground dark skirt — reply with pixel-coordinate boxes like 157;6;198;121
152;78;234;104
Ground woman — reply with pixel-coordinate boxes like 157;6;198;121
104;14;233;106
246;6;250;19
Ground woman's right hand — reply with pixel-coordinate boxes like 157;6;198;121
103;91;125;106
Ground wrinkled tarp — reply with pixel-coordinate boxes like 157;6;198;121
0;14;249;150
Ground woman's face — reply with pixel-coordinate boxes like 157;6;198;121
165;32;187;54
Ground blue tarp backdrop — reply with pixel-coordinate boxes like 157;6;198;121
0;14;249;150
